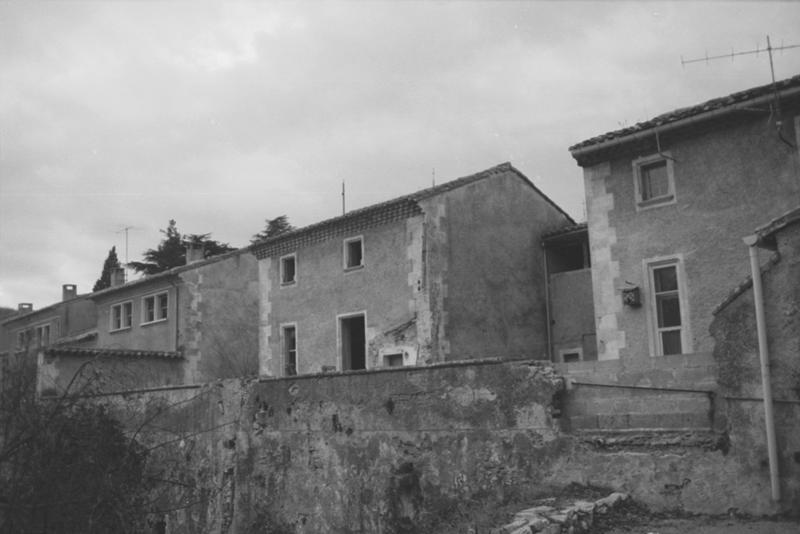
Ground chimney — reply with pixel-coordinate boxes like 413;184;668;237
185;242;205;265
18;303;33;312
111;267;126;287
62;284;77;301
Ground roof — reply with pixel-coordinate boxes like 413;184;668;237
253;162;574;259
89;246;253;301
44;346;182;360
752;205;800;248
1;293;91;326
570;74;800;159
542;222;588;241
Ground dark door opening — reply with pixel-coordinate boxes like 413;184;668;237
341;314;366;370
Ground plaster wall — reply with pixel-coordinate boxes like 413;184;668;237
178;252;259;383
550;268;596;361
426;171;571;361
261;218;424;376
0;297;97;354
585;114;800;361
94;281;177;353
710;220;800;509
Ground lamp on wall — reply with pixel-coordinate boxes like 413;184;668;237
622;284;641;308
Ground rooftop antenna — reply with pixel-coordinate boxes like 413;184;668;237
680;35;799;147
115;225;136;278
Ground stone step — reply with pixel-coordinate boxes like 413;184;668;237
565;411;712;431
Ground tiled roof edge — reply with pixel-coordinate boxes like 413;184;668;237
570;74;800;156
44;346;183;360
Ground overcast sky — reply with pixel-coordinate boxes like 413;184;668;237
1;1;799;310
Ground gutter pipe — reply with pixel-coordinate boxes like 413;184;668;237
743;234;780;501
570;86;800;162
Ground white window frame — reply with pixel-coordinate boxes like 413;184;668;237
633;153;676;211
110;300;133;332
141;291;169;325
343;235;364;271
281;322;298;376
279;253;297;286
642;255;692;357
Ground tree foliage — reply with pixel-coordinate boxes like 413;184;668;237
251;215;294;244
0;356;151;533
92;246;121;292
129;220;236;275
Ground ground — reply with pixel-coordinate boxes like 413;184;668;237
597;499;799;534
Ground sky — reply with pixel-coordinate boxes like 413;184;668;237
1;1;799;310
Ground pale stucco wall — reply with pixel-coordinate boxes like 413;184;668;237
260;217;425;376
584;113;800;361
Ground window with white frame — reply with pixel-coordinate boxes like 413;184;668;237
343;236;364;270
633;153;675;209
142;291;168;324
280;253;297;285
110;300;133;331
17;329;31;349
282;325;297;376
647;259;688;356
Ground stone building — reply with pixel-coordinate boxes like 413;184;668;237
569;75;800;362
252;163;573;377
38;248;259;394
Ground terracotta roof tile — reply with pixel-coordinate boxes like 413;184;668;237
570;74;800;154
44;346;182;360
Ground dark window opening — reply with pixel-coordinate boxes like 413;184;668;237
341;315;366;370
283;326;297;376
639;160;670;201
383;353;404;367
345;238;363;269
546;240;590;274
281;255;296;284
562;352;581;363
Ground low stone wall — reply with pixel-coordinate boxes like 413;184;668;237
96;355;798;533
236;359;565;532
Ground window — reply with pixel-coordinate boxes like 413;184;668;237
280;254;297;285
17;329;31;349
110;301;133;331
633;154;675;209
558;348;583;363
142;292;168;324
383;352;404;367
646;258;689;356
35;324;51;347
343;236;364;270
282;325;297;376
339;313;366;370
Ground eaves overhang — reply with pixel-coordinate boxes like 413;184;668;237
569;75;800;167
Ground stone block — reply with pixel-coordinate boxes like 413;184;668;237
568;415;599;430
596;413;630;429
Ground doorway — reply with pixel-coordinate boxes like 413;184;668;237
340;314;366;370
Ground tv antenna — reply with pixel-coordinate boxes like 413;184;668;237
681;35;799;85
115;225;137;275
681;35;799;147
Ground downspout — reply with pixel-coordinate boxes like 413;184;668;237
541;242;553;361
743;235;780;501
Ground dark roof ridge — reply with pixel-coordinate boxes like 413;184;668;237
89;246;253;300
570;74;800;154
252;162;573;253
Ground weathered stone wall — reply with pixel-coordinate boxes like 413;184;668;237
97;354;800;532
710;218;800;513
179;251;259;383
236;360;564;532
429;171;571;361
557;352;718;431
550;268;596;361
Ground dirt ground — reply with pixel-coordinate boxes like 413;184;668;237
596;500;800;534
602;517;800;534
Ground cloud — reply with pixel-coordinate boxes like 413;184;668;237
1;1;799;308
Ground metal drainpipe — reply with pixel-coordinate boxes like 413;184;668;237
743;235;780;501
541;242;553;361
